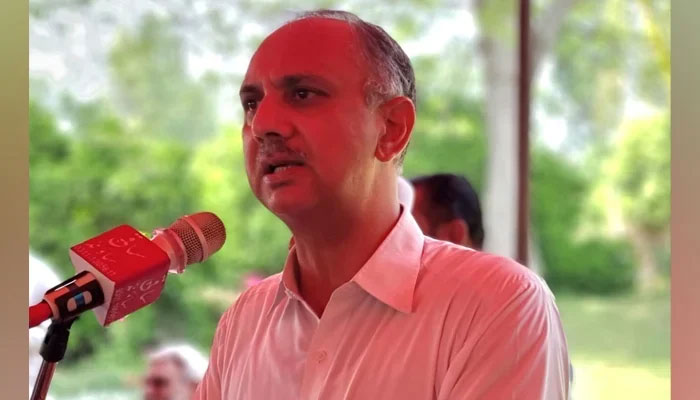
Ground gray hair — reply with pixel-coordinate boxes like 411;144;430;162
148;343;208;383
292;10;416;164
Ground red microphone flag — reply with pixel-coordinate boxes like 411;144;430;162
68;225;170;326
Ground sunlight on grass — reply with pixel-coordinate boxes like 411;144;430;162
557;290;670;400
571;358;669;400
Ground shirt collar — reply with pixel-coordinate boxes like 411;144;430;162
269;242;301;314
351;207;424;313
270;206;425;314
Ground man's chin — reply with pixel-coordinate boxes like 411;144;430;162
263;193;315;219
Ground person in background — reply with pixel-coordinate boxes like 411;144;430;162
410;173;484;249
144;344;208;400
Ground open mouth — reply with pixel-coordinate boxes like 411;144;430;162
265;160;305;175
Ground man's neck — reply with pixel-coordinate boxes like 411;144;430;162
289;197;401;317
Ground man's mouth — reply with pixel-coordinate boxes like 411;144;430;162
264;160;305;175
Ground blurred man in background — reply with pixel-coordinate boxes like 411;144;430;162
410;173;484;249
144;344;208;400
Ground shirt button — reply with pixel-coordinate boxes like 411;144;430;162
316;350;327;363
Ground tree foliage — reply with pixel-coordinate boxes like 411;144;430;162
610;112;669;233
108;15;219;144
551;0;669;144
532;147;636;293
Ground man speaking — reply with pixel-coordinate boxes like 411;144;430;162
196;9;570;399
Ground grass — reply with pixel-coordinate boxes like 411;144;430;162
556;289;670;400
46;290;670;399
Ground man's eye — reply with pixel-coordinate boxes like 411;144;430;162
243;99;258;111
294;89;314;100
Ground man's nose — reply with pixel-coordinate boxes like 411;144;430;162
251;96;294;141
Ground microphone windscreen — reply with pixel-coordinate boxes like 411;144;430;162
169;212;226;265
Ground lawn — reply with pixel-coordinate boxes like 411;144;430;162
556;289;670;400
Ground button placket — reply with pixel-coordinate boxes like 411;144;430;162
299;285;356;399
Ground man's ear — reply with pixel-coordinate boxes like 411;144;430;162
375;96;415;162
435;219;471;247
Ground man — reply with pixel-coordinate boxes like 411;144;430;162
410;173;484;249
144;344;208;400
196;9;569;399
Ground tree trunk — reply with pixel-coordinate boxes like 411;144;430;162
475;0;579;275
628;227;661;292
480;35;520;260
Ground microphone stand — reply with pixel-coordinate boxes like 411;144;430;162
31;317;78;400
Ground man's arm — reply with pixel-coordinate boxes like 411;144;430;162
438;277;570;400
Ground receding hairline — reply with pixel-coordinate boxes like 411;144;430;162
263;15;366;55
247;16;370;82
284;13;389;86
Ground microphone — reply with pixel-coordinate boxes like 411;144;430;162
29;212;226;328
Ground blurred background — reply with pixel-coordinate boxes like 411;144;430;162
29;0;669;399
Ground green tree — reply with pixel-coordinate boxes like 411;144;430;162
551;0;668;145
584;112;670;291
109;14;219;144
29;98;205;359
532;147;636;293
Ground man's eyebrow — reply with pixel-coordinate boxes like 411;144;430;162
274;74;334;89
239;83;262;97
239;74;336;97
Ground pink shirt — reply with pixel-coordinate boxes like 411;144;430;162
196;210;570;399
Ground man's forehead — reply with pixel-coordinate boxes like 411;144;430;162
244;17;365;83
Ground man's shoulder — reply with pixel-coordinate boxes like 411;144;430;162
419;237;549;301
417;238;558;337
